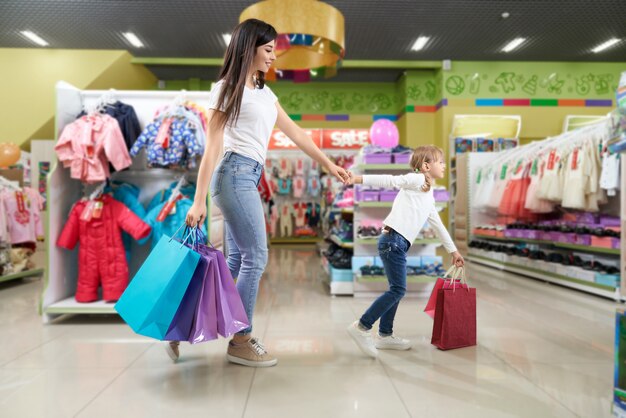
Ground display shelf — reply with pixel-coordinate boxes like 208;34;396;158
355;238;441;246
356;275;437;284
357;201;447;209
0;268;44;284
45;297;118;315
329;207;354;214
468;252;621;301
329;234;354;249
473;234;620;255
270;237;322;244
357;164;410;171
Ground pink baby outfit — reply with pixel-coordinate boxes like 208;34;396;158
55;114;132;183
1;187;45;244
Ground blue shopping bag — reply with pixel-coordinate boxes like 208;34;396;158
115;227;201;340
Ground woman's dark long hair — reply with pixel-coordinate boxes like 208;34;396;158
213;19;277;129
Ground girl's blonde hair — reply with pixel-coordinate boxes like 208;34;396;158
410;145;444;192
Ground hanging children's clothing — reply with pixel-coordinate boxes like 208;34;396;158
293;176;306;198
279;204;293;237
269;202;279;238
561;146;587;210
57;194;151;302
600;152;620;196
293;202;308;228
307;202;321;227
78;101;141;150
277;178;292;195
56;114;133;183
307;175;321;197
141;196;207;249
524;158;554;213
294;158;305;176
1;187;45;245
145;182;197;213
130;116;204;168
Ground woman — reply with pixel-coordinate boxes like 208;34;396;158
170;19;349;367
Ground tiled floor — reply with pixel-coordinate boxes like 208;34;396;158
0;246;618;417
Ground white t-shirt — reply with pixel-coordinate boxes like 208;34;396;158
208;80;278;164
363;173;457;253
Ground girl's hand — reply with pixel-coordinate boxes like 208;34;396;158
451;251;465;267
328;163;350;184
185;201;207;227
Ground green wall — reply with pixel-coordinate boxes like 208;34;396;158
443;61;624;99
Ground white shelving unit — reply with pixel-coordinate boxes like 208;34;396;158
42;82;223;322
447;115;521;235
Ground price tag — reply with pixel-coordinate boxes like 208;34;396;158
476;170;482;184
92;201;104;219
571;148;579;170
531;159;538;176
500;164;508;180
547;150;556;170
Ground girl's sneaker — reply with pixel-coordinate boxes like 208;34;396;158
347;321;378;358
375;335;412;351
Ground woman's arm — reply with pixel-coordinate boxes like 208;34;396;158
275;103;349;183
186;110;225;226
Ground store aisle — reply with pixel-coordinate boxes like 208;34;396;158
0;246;616;418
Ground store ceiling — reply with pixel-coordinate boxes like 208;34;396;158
1;0;625;82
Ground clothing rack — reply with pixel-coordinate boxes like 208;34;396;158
42;81;223;321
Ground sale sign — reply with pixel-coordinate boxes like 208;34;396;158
268;129;321;149
321;129;370;149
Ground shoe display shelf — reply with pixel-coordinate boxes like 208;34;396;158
0;268;44;284
42;83;224;321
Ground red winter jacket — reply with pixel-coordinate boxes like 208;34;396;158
57;194;151;302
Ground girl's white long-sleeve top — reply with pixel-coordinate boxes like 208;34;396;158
362;173;457;253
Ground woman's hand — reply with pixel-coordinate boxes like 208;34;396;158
327;163;350;184
451;251;465;267
185;201;207;227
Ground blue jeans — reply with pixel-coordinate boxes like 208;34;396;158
210;152;268;336
359;229;410;336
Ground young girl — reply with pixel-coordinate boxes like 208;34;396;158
346;145;464;357
178;19;350;367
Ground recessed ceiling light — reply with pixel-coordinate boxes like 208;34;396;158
222;33;232;46
501;12;510;19
20;31;48;46
591;38;621;53
411;36;430;52
122;32;144;48
501;37;526;52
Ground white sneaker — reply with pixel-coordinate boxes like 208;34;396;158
347;321;378;358
165;341;180;362
375;335;412;351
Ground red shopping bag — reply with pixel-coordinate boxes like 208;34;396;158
424;266;468;319
431;270;476;350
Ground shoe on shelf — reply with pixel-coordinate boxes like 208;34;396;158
165;341;180;362
347;321;378;358
227;338;278;368
375;335;412;351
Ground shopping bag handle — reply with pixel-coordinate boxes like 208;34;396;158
442;265;463;281
170;223;196;248
450;267;470;292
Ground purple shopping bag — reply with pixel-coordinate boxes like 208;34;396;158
188;253;219;343
163;256;207;341
196;244;249;337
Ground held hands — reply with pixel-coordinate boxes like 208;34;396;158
451;251;465;267
185;201;207;227
327;163;350;184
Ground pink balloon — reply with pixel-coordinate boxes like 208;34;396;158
369;119;399;148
